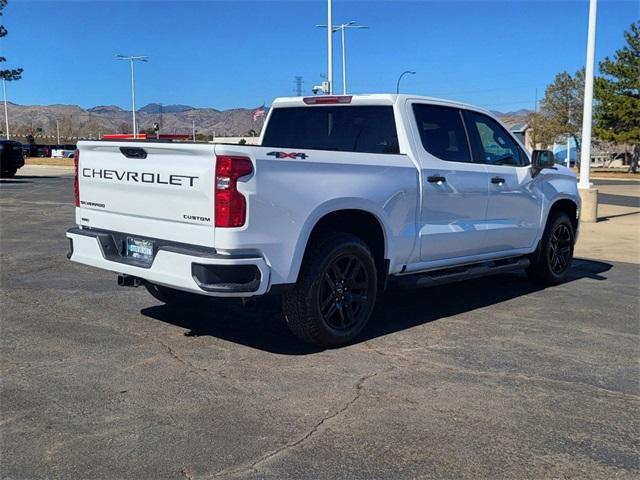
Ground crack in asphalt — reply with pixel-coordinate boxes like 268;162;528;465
423;358;640;401
360;342;639;401
155;338;209;375
208;366;394;479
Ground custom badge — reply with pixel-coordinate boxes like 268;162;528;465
266;151;308;159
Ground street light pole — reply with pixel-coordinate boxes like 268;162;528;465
317;21;368;95
578;0;599;222
396;70;416;94
116;55;148;139
56;119;60;144
3;78;9;139
130;59;137;138
327;0;333;95
341;25;346;95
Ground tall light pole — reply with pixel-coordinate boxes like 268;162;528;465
327;0;333;95
396;70;416;94
317;21;369;95
578;0;599;222
3;78;10;139
116;55;148;139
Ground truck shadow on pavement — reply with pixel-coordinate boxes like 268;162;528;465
140;258;612;355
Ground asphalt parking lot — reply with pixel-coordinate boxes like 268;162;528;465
1;167;639;479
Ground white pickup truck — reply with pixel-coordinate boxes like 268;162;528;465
67;94;580;347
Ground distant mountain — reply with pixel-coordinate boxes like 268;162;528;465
6;102;262;140
492;109;533;131
6;102;532;142
490;109;531;117
87;105;125;114
138;103;195;114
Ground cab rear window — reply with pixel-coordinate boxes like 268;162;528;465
262;106;400;154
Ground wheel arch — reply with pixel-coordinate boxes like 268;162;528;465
547;198;579;232
290;206;390;288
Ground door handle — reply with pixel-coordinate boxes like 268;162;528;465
120;147;147;159
491;177;505;185
427;175;447;184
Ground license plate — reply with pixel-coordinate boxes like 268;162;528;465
126;237;154;263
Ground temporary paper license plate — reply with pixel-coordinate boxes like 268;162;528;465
126;237;154;263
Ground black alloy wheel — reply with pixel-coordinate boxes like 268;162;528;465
282;233;378;347
319;253;371;331
527;211;575;285
548;223;573;276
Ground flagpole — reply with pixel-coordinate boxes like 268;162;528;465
578;0;599;222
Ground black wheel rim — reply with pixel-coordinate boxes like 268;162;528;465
318;254;371;331
548;224;572;275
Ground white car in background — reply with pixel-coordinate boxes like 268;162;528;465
51;147;76;158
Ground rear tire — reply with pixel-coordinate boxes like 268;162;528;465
145;282;208;307
527;211;575;285
282;233;378;348
1;169;17;178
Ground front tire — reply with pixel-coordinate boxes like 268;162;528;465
527;211;575;284
282;233;378;348
145;282;208;307
1;169;17;178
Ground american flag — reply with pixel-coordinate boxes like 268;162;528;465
252;104;266;122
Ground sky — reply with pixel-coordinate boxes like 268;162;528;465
2;0;639;112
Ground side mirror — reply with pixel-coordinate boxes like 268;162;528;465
531;150;556;171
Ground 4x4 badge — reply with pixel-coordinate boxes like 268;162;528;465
267;151;308;159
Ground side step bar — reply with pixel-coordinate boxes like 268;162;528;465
394;257;530;290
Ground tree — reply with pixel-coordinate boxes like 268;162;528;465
594;21;640;154
0;1;23;81
527;70;584;149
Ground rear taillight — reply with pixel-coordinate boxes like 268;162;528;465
215;155;253;227
73;149;80;207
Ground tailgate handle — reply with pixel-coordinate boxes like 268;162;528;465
120;147;147;159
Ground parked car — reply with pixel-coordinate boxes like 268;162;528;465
0;140;25;178
35;145;52;158
51;147;76;158
67;94;580;347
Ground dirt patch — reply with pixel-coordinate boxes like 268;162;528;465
573;168;640;180
25;157;74;167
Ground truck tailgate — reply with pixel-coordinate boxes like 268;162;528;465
76;141;216;247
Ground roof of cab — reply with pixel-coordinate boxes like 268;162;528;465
271;93;494;117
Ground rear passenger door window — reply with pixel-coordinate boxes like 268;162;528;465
412;104;472;163
463;111;529;167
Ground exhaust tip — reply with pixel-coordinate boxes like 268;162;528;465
118;274;144;287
